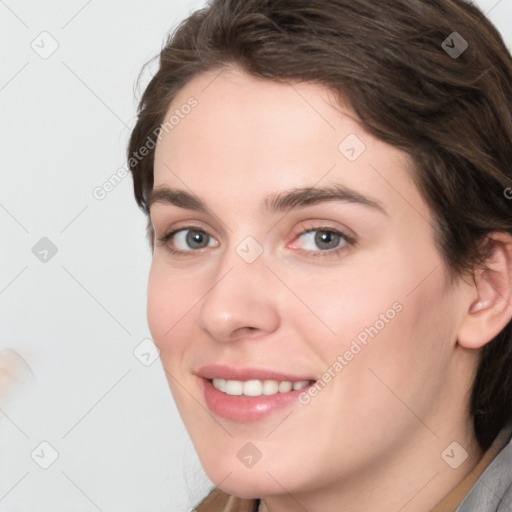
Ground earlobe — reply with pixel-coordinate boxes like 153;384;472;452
457;232;512;350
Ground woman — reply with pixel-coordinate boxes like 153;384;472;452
127;0;512;510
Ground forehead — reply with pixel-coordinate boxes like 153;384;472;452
154;67;368;170
152;67;426;223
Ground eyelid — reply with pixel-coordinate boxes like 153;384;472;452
154;218;214;242
288;220;356;244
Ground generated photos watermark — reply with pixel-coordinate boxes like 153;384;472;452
298;300;403;405
92;96;198;201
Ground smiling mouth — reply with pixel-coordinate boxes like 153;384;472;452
209;378;315;396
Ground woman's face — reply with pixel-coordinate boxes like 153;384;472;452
148;67;475;500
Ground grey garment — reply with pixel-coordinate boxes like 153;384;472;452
455;423;512;512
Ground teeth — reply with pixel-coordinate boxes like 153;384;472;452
211;378;311;396
279;381;293;393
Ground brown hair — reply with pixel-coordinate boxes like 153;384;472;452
127;0;512;507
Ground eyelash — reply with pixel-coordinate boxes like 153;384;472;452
155;224;356;259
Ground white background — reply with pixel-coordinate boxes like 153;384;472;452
0;1;511;510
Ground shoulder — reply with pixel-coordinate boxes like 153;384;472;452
456;423;512;512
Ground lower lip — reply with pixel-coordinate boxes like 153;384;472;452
201;378;315;423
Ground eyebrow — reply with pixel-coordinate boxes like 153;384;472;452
148;184;388;217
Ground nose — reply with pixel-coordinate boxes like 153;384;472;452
197;247;280;343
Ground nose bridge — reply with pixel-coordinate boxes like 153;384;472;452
197;237;279;341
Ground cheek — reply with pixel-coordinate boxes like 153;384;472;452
302;237;443;342
293;256;400;343
332;276;455;429
146;260;196;353
146;263;169;343
293;246;448;389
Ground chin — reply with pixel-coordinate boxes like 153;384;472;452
214;476;279;501
199;451;303;500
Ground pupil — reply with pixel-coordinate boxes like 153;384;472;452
187;230;208;248
315;231;339;250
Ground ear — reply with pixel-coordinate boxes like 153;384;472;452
457;232;512;349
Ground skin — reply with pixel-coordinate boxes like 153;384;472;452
147;66;512;512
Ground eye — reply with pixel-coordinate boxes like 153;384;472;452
290;226;355;257
155;224;356;259
155;227;218;255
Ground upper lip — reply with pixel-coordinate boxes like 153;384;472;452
196;364;316;382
